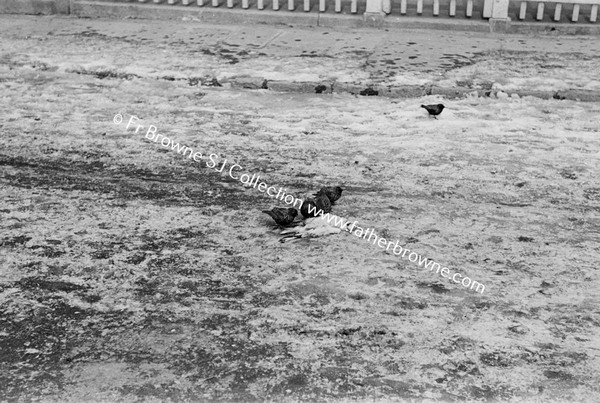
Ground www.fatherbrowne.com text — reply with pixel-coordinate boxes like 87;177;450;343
116;113;486;294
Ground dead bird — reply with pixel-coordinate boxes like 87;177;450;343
313;186;343;205
262;207;298;226
280;215;352;243
421;103;445;119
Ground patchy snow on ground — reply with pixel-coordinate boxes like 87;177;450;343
1;15;600;403
2;66;600;401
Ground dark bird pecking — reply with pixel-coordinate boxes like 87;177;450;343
313;186;343;205
262;207;298;226
315;192;332;214
301;191;334;219
421;103;445;119
300;199;319;219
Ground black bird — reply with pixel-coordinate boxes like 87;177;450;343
301;192;333;219
262;207;298;226
421;103;445;119
300;199;317;219
315;192;332;214
313;186;343;205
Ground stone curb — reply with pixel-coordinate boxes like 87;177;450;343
62;66;600;102
230;79;600;102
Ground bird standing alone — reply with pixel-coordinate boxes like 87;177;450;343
421;104;445;119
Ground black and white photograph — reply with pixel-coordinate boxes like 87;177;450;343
1;0;599;401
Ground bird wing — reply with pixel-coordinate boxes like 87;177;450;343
304;226;342;237
280;215;349;236
278;224;342;243
303;217;327;229
304;214;349;229
280;224;305;235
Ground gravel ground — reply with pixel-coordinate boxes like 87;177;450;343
1;15;600;403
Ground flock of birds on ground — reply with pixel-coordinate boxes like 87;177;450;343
262;186;346;243
261;103;445;242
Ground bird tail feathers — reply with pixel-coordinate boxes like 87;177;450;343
280;227;302;235
279;234;303;243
